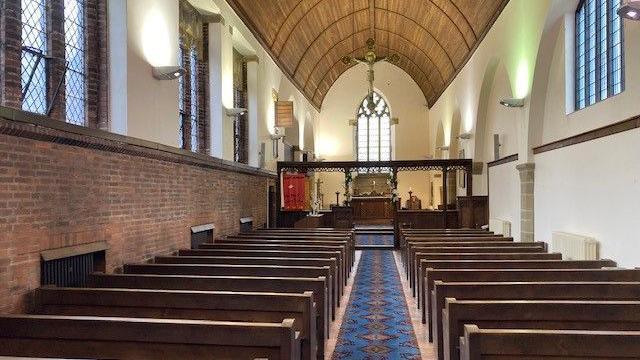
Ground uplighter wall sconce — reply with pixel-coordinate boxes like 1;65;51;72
499;98;525;108
619;0;640;20
457;132;473;140
152;66;185;80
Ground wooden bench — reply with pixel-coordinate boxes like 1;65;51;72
402;233;500;250
219;238;354;267
460;325;640;360
156;255;343;289
179;249;348;286
406;244;548;287
404;237;513;265
406;240;539;278
123;263;338;320
403;237;514;269
199;243;350;277
410;252;563;286
415;259;616;308
424;269;640;342
33;286;318;360
87;272;330;353
443;299;640;360
432;281;640;348
0;314;301;360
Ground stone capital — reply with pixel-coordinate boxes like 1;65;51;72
516;162;535;172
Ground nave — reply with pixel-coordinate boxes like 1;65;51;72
3;226;640;359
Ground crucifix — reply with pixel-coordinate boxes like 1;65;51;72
341;38;399;111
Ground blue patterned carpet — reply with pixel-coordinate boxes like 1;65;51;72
332;250;421;359
355;234;395;246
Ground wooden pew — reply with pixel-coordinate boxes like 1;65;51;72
415;259;616;308
199;243;350;277
0;314;301;360
424;269;640;342
406;244;548;286
87;272;329;356
253;228;352;233
402;233;501;252
406;240;540;279
411;252;563;290
156;255;343;289
231;234;354;256
432;281;640;350
219;238;354;267
123;263;338;320
179;249;348;287
403;236;514;268
460;325;640;360
443;299;640;360
33;287;318;360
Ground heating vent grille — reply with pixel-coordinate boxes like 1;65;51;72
41;252;96;287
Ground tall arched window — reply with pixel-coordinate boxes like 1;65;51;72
356;92;391;162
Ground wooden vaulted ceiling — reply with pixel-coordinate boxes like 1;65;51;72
226;0;509;109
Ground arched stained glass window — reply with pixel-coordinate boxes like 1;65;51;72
356;92;391;162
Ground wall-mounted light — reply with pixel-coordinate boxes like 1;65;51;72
225;107;247;116
499;98;525;108
390;117;399;125
619;0;640;20
152;66;185;80
436;145;450;151
457;132;473;140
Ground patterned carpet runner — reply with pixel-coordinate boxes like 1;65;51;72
355;234;395;246
332;249;421;359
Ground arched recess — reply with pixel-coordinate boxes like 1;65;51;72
475;60;516;195
449;109;462;158
528;0;571;154
472;57;500;194
283;95;300;148
435;121;445;159
303;112;315;153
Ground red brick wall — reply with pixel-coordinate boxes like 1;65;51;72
0;114;275;314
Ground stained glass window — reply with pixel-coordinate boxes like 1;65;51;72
189;47;199;152
575;0;624;110
356;92;391;162
21;0;48;114
178;45;186;149
64;0;87;125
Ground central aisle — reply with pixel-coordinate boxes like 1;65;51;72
331;250;421;359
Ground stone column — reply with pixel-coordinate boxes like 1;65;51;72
517;163;535;242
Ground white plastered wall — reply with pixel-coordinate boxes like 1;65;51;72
530;2;640;267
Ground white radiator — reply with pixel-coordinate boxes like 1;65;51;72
489;219;511;237
552;231;600;260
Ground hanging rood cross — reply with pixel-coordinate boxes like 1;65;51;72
341;38;400;110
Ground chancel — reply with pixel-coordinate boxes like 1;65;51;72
0;0;639;359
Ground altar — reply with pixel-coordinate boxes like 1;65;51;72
351;196;394;225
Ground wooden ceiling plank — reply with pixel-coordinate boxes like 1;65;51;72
308;42;435;106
